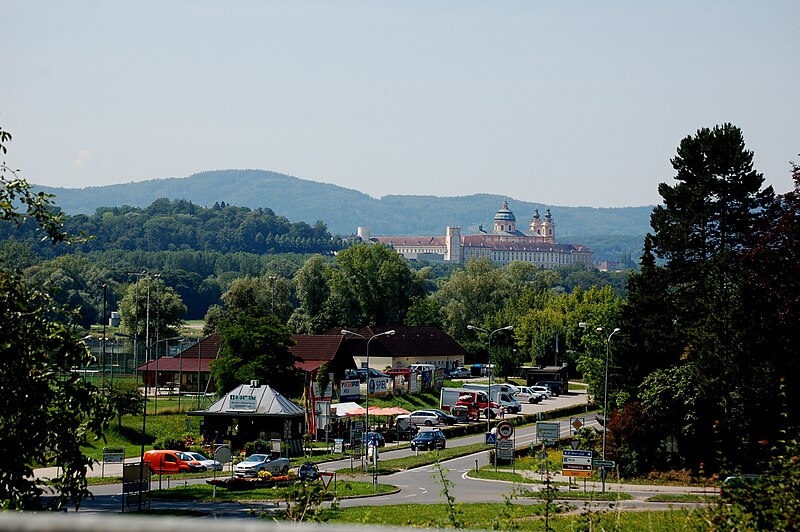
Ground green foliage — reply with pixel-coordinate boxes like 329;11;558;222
0;196;343;258
103;380;145;428
278;480;338;522
118;276;187;343
211;312;301;396
0;125;111;510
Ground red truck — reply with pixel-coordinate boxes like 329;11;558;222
439;387;498;421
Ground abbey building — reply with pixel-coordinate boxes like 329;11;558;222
357;201;593;268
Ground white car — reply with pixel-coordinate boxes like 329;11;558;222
530;385;552;399
409;410;441;426
234;454;290;477
186;451;223;471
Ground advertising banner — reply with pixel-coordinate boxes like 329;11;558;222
340;379;360;401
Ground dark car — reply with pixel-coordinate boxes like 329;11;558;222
360;432;386;447
411;429;446;451
429;409;458;425
535;380;565;396
345;368;388;383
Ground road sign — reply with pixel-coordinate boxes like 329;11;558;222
485;432;497;445
570;417;584;431
562;449;593;478
496;438;514;460
536;422;560;441
593;459;616;468
496;421;514;439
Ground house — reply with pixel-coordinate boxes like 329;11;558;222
335;325;467;373
291;334;357;384
136;334;220;394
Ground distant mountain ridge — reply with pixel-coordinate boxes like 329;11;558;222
35;170;654;243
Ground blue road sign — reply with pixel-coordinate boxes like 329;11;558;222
485;432;497;445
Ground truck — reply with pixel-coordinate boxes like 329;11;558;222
461;383;523;414
439;387;499;420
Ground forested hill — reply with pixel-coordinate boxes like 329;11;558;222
0;198;341;258
35;169;654;239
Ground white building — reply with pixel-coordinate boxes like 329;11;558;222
358;201;592;268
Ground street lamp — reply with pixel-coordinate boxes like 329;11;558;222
138;334;182;511
595;326;620;493
341;328;395;466
467;324;514;432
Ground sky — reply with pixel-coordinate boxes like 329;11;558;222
3;1;798;208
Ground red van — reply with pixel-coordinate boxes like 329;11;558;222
143;450;206;474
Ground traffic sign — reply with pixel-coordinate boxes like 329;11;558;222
536;422;560;441
496;421;514;439
562;449;593;478
485;432;497;445
570;417;584;430
593;459;616;468
497;438;514;460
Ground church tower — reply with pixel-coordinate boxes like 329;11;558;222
493;201;516;233
529;209;543;236
541;208;556;243
446;226;462;262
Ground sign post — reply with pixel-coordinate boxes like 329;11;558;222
562;449;593;478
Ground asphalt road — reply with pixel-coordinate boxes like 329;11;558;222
50;387;718;516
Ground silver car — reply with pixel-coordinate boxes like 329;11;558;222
409;410;441;426
234;453;290;477
186;451;223;471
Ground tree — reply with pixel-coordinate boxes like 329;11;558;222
289;255;333;334
327;243;425;326
118;276;187;344
0;126;110;510
620;124;776;473
104;380;145;428
210;313;301;396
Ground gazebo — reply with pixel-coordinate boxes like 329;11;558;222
188;380;306;456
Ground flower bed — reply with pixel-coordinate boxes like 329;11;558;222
206;476;296;491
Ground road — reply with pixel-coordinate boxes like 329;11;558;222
48;387;718;516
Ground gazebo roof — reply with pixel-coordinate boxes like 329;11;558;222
188;382;304;418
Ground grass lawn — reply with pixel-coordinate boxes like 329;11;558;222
150;479;395;501
468;468;569;486
645;493;715;503
326;504;702;531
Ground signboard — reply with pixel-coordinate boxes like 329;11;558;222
496;438;514;460
593;459;616;468
496;421;514;439
103;446;125;463
570;417;584;431
229;394;257;411
339;379;360;401
562;449;593;478
485;432;497;445
215;445;232;464
313;381;333;401
536;422;560;441
368;376;390;395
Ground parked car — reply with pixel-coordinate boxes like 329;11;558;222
345;368;389;383
234;454;290;477
409;410;441;426
516;386;542;404
429;408;458;425
143;450;206;474
384;368;411;377
360;432;386;447
448;366;471;378
186;451;223;471
530;385;553;399
411;429;447;451
535;380;565;395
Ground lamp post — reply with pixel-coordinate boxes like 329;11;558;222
138;334;182;511
596;326;620;493
269;276;278;315
467;324;514;432
341;328;395;466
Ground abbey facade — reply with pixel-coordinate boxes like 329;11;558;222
358;201;593;268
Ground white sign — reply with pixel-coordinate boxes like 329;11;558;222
536;422;560;441
229;394;257;410
368;377;390;395
497;438;514;460
497;421;514;439
340;379;360;398
313;381;333;400
562;449;593;478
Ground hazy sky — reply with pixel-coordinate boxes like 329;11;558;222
3;2;798;208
